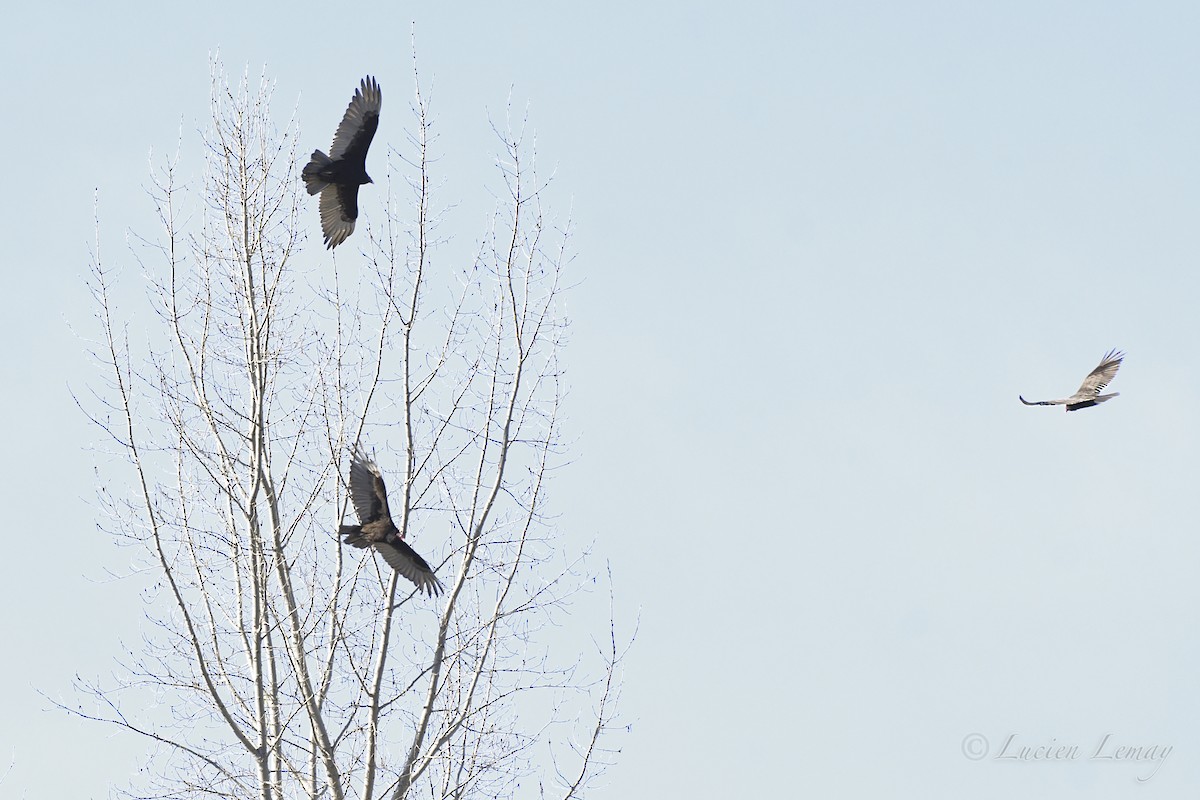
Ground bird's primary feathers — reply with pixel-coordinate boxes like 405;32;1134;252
302;76;382;249
340;448;443;597
1019;349;1125;411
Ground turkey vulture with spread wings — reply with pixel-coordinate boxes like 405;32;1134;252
302;76;381;248
1019;349;1124;411
340;448;443;597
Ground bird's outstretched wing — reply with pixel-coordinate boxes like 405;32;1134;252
374;539;444;597
1019;395;1065;406
318;185;356;248
328;76;381;161
348;449;390;525
1072;349;1124;399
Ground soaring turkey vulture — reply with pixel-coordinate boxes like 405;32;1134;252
340;448;443;597
302;76;382;249
1019;349;1125;411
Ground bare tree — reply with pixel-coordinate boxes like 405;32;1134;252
75;60;629;800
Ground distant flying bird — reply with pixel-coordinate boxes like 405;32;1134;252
302;76;382;248
340;448;443;596
1019;349;1125;411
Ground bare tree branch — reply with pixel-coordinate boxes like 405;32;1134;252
76;57;631;800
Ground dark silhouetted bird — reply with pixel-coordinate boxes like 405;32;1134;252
302;76;381;248
1019;349;1124;411
340;448;443;596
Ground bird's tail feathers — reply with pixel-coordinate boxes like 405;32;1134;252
1095;392;1119;403
302;150;332;195
340;524;368;548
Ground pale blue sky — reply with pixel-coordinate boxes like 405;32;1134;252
4;1;1200;797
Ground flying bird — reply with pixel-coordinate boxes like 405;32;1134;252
340;448;443;597
302;76;382;249
1019;349;1125;411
